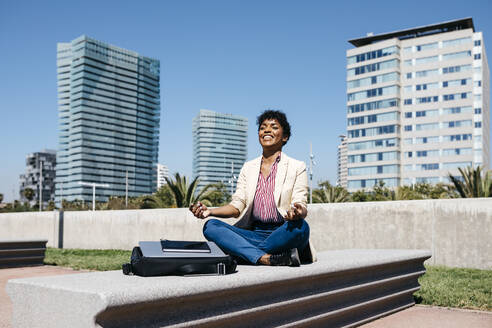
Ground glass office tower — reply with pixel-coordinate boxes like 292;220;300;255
192;109;248;194
346;18;489;191
55;35;160;204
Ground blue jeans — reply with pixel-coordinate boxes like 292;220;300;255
203;219;310;264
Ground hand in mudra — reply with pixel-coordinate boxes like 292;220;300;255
284;203;305;221
189;201;211;219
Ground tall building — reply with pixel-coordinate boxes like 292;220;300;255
157;163;169;190
19;150;57;206
346;18;489;191
55;35;160;204
337;135;348;188
192;109;248;193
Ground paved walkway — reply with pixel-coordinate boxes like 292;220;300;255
1;265;491;328
0;265;86;328
361;305;492;328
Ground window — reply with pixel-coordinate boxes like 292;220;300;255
443;106;473;115
404;99;412;105
443;92;471;101
416;136;439;144
443;148;472;156
415;56;438;65
475;81;482;87
416;68;438;77
347;46;399;64
404;86;412;93
348;98;399;114
442;162;472;169
416;82;438;91
416;111;425;117
416;96;438;104
348;138;398;151
442;51;471;61
444;120;472;128
416;42;438;51
475;108;482;114
474;40;481;46
347;59;399;76
348;125;397;138
404;138;413;144
347;72;399;89
405;152;413;158
443;81;448;87
416;123;439;131
348;164;399;176
405;112;412;118
404;125;412;131
475;122;482;128
418;163;439;170
475;94;482;101
347;85;399;101
474;54;481;60
442;64;471;74
442;134;472;142
404;59;412;66
442;37;472;48
406;73;412;79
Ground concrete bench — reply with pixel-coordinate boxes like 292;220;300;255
7;249;430;328
0;240;47;268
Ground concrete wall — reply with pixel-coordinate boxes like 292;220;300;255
0;198;490;269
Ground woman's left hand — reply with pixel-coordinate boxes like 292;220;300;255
285;203;307;221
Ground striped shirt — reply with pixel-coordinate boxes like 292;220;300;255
252;153;284;224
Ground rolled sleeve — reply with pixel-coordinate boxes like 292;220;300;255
291;162;308;208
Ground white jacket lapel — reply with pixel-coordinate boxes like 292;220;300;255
274;154;288;205
247;156;262;202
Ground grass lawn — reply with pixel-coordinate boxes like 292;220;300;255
44;248;131;271
44;248;491;311
415;265;492;311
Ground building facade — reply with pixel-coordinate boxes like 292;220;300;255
55;35;160;204
337;135;348;188
157;163;169;190
346;18;489;191
19;150;57;206
192;109;248;194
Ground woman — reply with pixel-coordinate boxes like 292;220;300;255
189;110;313;266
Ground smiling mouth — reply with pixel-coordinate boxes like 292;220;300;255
263;135;273;140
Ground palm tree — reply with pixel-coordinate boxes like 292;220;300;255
448;166;492;198
312;181;349;203
23;188;35;202
164;173;213;208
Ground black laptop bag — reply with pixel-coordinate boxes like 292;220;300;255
122;240;237;277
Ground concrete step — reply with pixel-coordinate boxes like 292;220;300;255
0;240;47;268
7;249;431;328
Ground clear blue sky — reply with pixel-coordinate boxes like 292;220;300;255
1;0;491;202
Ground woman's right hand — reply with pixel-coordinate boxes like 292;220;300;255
189;201;211;219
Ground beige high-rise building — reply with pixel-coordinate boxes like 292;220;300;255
337;135;348;188
156;163;169;190
346;18;489;191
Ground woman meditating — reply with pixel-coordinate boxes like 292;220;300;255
189;110;313;266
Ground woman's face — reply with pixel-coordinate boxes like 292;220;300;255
258;119;288;150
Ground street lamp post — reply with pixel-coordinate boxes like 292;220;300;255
309;143;316;204
78;182;110;211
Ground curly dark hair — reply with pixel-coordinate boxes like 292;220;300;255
256;110;291;145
